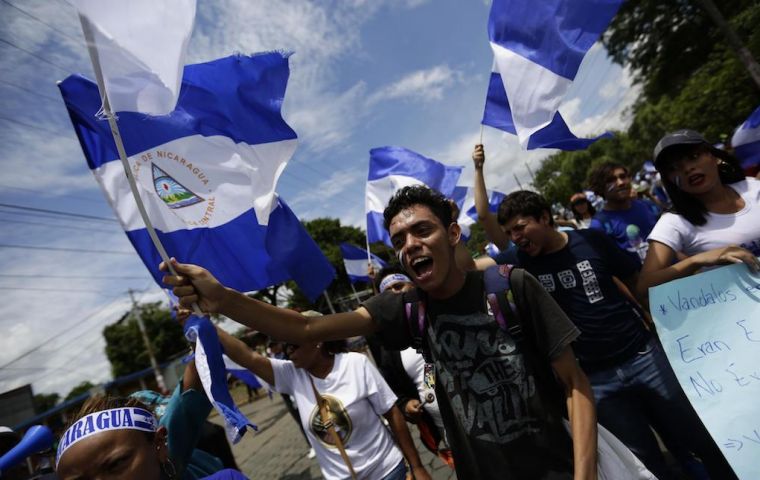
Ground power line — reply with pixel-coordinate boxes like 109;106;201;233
0;217;119;234
0;293;127;369
0;37;70;72
0;203;117;222
0;79;61;103
10;286;156;385
0;114;68;137
0;286;109;293
0;0;82;43
0;274;147;280
0;182;100;202
0;243;133;255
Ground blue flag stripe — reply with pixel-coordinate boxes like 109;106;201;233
59;53;297;170
488;0;623;80
482;72;612;150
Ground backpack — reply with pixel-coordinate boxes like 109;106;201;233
404;265;564;415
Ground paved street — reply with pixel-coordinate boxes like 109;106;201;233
210;389;457;479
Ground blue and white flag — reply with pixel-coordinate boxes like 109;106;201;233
73;0;196;115
184;315;257;442
731;105;760;171
222;354;265;391
366;146;463;245
59;53;335;301
451;186;505;240
483;0;622;150
165;289;255;441
339;243;388;283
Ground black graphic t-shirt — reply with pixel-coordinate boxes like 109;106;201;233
364;269;580;479
516;229;650;372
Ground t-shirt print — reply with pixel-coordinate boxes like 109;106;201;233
308;394;353;447
428;310;540;444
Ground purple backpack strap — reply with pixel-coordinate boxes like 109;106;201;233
405;298;428;357
484;264;522;338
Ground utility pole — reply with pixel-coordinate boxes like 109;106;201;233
525;161;537;185
129;289;167;393
513;173;524;190
696;0;760;91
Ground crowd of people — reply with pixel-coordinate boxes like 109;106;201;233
9;129;755;479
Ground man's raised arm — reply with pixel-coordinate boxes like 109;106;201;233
161;259;377;343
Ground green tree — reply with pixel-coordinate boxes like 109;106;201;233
604;0;756;100
65;381;95;401
534;3;760;205
286;218;394;311
103;302;188;377
33;392;60;414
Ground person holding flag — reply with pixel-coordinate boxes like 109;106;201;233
55;357;248;480
163;185;602;480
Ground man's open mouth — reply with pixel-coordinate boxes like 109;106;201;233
410;256;434;278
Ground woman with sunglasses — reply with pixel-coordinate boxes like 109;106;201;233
639;130;760;294
212;311;431;480
568;193;595;229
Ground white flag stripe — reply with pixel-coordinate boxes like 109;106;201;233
344;258;383;278
94;135;298;232
491;42;572;147
733;122;760;146
74;0;196;115
366;175;425;214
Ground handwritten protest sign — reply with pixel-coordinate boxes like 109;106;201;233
650;262;760;479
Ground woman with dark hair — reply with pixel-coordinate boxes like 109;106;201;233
55;359;246;480
569;193;595;229
639;129;760;293
209;311;430;480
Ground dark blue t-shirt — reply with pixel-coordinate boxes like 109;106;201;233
515;229;650;372
590;199;660;263
202;470;248;480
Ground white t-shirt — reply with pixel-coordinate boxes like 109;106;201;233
648;178;760;258
399;347;446;435
271;352;403;480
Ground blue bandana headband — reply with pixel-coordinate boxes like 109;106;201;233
379;273;412;293
56;407;157;467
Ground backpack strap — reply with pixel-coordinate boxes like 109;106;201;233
404;291;431;362
483;264;522;341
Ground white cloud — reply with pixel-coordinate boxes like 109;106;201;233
368;65;464;105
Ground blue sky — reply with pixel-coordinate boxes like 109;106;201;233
0;0;638;397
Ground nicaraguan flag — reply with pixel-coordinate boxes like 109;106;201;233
366;147;463;245
184;315;257;442
74;0;196;115
165;289;256;441
451;186;505;240
732;105;760;172
222;355;265;391
483;0;621;150
59;53;335;301
339;243;388;283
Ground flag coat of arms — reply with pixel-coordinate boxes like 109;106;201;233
59;52;335;301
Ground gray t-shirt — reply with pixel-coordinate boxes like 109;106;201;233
363;268;580;479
